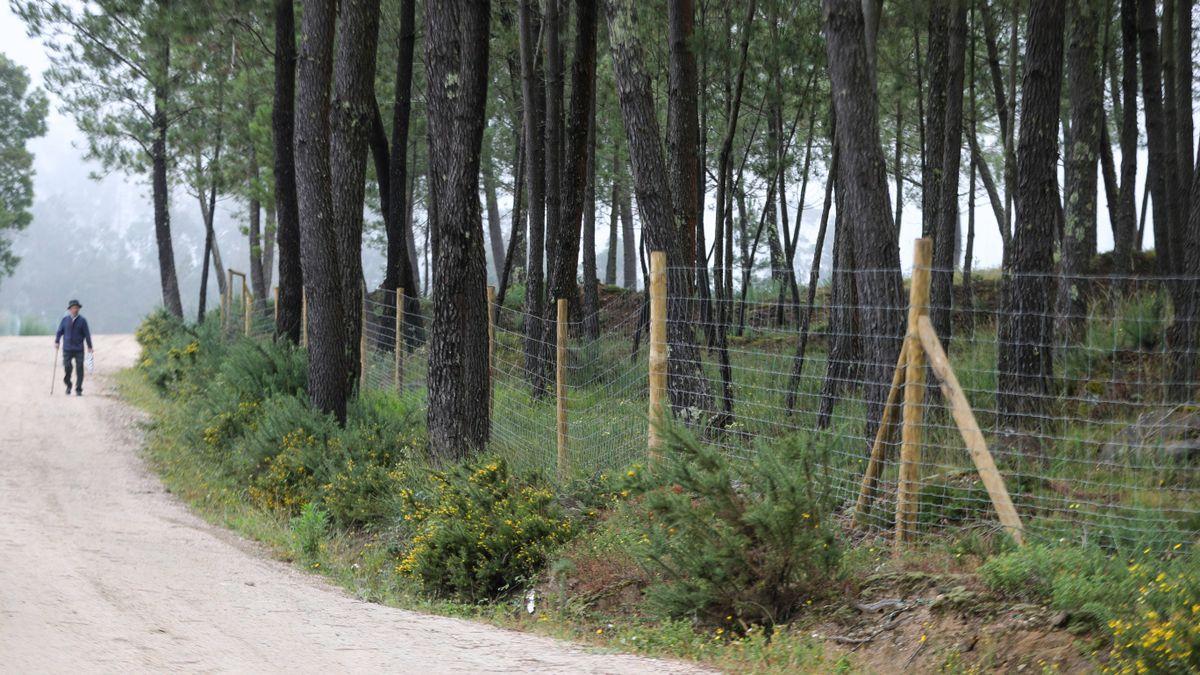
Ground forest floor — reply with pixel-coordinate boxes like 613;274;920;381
0;335;705;673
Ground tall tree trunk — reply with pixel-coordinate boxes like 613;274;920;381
605;141;620;285
518;0;548;392
483;137;506;283
152;0;183;318
387;0;423;347
1059;0;1102;337
425;0;492;460
1175;0;1193;196
604;0;712;416
546;0;598;345
785;141;836;414
197;161;225;321
496;128;526;307
1138;0;1179;276
667;0;700;271
331;0;381;391
197;68;227;323
263;207;276;292
543;0;564;324
248;134;267;300
199;226;213;323
248;196;265;300
620;162;636;289
296;0;347;422
923;3;950;240
931;1;968;346
822;0;905;442
1111;0;1140;270
581;96;600;339
997;0;1065;429
709;0;756;420
273;0;303;343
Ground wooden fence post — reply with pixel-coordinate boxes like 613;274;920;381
556;297;568;480
487;285;496;417
394;289;404;391
918;316;1025;545
854;340;908;526
243;283;252;337
225;268;234;332
648;251;667;461
273;286;279;324
896;237;932;548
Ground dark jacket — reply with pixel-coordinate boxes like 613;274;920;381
56;314;93;352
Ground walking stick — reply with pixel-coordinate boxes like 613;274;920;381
51;344;59;395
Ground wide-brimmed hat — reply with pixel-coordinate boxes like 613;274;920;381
67;299;82;309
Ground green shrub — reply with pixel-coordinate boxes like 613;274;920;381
291;502;330;562
626;429;842;632
135;308;183;355
249;426;327;513
216;337;307;401
321;458;408;528
227;394;335;482
397;457;575;603
980;544;1138;629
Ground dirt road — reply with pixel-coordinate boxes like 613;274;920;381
0;335;702;673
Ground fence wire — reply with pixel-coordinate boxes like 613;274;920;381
227;266;1200;550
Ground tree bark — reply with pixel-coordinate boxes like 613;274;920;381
604;0;712;416
922;2;950;240
1175;0;1193;197
1138;0;1180;276
1059;0;1103;337
604;141;619;285
425;0;492;460
296;0;347;422
543;0;564;316
248;137;267;300
483;136;507;283
997;0;1065;429
518;0;548;392
152;0;183;318
386;0;423;348
273;0;303;343
620;162;636;289
263;207;276;292
331;0;381;390
667;0;700;271
581;95;600;339
822;0;905;442
546;0;598;341
931;1;967;346
1113;0;1139;270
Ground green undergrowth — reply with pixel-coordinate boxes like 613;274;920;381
122;304;1197;672
121;310;858;672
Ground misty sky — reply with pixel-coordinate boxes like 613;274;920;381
0;3;1171;332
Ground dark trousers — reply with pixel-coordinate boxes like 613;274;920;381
63;350;84;392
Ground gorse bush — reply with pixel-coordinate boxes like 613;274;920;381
1107;551;1200;673
625;429;842;632
981;543;1200;671
397;457;575;603
291;502;330;563
980;544;1135;629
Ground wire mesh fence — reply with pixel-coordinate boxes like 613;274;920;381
224;254;1200;550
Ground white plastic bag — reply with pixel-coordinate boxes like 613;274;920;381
85;351;95;374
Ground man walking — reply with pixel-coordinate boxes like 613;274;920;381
55;299;93;396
